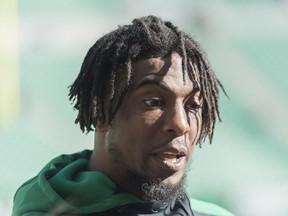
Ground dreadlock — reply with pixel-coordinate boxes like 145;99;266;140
69;15;226;146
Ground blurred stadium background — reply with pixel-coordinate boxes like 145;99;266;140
1;0;288;215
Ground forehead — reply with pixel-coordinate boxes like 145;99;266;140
133;53;180;77
131;53;199;92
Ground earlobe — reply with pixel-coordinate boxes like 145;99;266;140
95;110;107;130
96;120;108;132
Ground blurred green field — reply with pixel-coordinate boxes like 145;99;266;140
1;0;288;215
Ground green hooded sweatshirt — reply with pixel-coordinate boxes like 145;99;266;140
12;150;234;216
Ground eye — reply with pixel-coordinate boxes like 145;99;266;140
186;102;201;112
143;98;164;109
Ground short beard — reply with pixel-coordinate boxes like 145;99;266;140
109;143;186;203
126;169;186;203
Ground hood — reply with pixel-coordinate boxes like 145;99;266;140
12;150;140;215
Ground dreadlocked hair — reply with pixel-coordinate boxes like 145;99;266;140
69;15;226;146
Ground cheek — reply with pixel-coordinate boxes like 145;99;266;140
188;112;202;144
133;110;162;127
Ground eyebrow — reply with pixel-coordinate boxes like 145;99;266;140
134;78;201;94
134;78;172;92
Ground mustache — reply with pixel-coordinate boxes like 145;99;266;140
152;137;189;153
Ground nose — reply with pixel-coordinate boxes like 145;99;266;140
163;104;189;137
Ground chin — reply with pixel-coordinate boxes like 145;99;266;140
141;174;187;203
161;171;186;185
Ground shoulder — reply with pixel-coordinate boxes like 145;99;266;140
189;197;235;216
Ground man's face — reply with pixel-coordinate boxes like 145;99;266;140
104;53;202;197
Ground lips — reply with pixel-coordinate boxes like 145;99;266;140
152;148;186;173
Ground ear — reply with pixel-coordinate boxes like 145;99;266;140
96;122;108;132
95;113;109;132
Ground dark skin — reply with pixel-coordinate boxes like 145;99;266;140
89;53;203;199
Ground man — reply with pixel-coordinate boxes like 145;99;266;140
13;16;234;216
